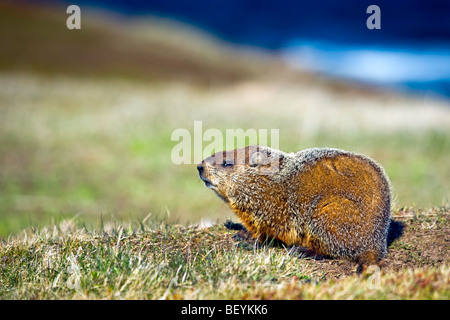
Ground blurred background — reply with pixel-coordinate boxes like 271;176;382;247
1;0;449;237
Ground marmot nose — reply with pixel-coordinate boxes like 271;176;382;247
197;164;204;175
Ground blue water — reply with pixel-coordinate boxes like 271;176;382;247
49;0;450;98
281;41;450;97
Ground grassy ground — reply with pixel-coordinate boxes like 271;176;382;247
0;207;448;299
1;71;449;237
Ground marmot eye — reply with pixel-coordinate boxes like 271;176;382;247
222;161;234;168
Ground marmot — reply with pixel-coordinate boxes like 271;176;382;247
197;145;392;269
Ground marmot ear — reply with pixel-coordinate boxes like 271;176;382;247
250;152;268;167
250;152;285;174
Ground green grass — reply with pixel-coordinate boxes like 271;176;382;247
1;213;448;299
1;72;450;237
0;219;300;299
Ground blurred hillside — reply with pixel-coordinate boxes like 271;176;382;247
47;0;450;97
0;1;281;84
0;1;450;237
0;1;411;94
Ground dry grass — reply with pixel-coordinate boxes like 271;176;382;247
1;207;448;299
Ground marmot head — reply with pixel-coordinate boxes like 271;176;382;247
197;145;287;203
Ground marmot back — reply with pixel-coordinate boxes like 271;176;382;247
197;145;392;269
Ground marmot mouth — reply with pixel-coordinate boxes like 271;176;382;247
200;176;215;189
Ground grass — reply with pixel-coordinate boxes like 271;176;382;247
1;72;449;237
1;207;448;299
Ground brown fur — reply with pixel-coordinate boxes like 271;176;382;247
197;146;392;269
